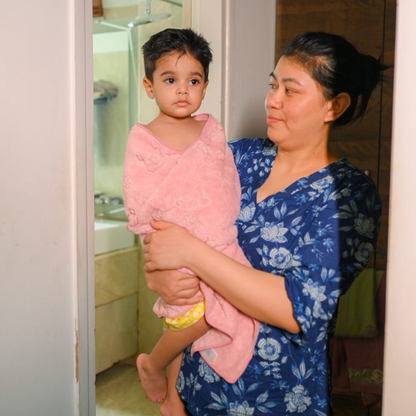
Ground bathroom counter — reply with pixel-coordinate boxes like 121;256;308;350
95;220;135;255
95;246;140;374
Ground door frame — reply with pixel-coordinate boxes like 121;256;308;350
74;0;95;414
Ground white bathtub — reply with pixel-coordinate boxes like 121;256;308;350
94;220;135;255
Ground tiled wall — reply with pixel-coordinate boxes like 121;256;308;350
95;247;140;373
93;31;130;198
95;245;164;374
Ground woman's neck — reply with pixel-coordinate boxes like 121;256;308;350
273;146;337;176
256;145;337;203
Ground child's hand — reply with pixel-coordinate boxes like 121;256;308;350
143;220;194;272
145;269;202;306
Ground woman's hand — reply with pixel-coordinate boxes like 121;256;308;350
145;269;202;306
143;220;195;272
143;223;300;332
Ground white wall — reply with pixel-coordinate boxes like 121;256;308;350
222;0;276;140
191;0;224;122
0;0;87;415
383;0;416;415
192;0;276;141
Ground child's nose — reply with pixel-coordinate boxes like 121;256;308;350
177;82;188;94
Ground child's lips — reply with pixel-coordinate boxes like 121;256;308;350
176;100;189;106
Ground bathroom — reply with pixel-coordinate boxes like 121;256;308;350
92;1;393;415
92;1;188;414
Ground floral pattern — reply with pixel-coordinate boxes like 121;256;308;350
178;138;381;415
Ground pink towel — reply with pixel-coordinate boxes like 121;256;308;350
123;113;259;383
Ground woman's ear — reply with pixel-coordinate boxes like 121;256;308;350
324;93;351;123
143;77;154;99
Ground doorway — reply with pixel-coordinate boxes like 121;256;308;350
92;1;188;415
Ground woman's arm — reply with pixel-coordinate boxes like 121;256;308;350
143;221;301;333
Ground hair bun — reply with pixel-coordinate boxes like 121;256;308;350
360;54;383;93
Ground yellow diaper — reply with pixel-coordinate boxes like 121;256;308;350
164;300;205;331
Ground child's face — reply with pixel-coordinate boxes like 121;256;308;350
143;52;208;119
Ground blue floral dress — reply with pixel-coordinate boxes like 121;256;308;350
177;138;381;416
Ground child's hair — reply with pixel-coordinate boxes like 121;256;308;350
279;32;390;126
142;28;213;83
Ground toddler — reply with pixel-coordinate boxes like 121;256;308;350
123;28;259;416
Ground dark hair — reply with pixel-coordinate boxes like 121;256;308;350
279;32;389;126
142;28;213;82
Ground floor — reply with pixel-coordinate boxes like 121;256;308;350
96;361;382;416
96;360;160;416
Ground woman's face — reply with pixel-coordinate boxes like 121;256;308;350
265;56;332;151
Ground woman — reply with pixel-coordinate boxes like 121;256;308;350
143;32;386;415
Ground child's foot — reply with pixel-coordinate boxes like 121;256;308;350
136;354;167;403
160;393;189;416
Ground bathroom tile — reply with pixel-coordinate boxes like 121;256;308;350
96;362;160;416
96;294;138;374
137;246;164;354
96;247;140;307
103;5;138;20
137;286;164;355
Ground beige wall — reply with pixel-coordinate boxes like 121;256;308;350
0;0;79;414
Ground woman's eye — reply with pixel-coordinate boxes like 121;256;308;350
269;83;277;90
285;87;296;94
165;78;175;84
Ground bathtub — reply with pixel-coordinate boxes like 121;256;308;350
94;220;135;255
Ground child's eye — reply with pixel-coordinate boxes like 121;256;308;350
165;78;175;84
189;79;200;85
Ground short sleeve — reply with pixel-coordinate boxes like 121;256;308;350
228;138;259;166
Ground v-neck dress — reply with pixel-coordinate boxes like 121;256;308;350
177;137;382;416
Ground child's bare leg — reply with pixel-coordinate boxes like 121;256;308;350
136;354;167;403
137;316;210;403
160;353;187;416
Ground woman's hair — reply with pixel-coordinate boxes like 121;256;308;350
142;28;213;82
279;32;389;126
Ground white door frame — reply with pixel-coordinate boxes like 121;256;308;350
74;0;95;414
